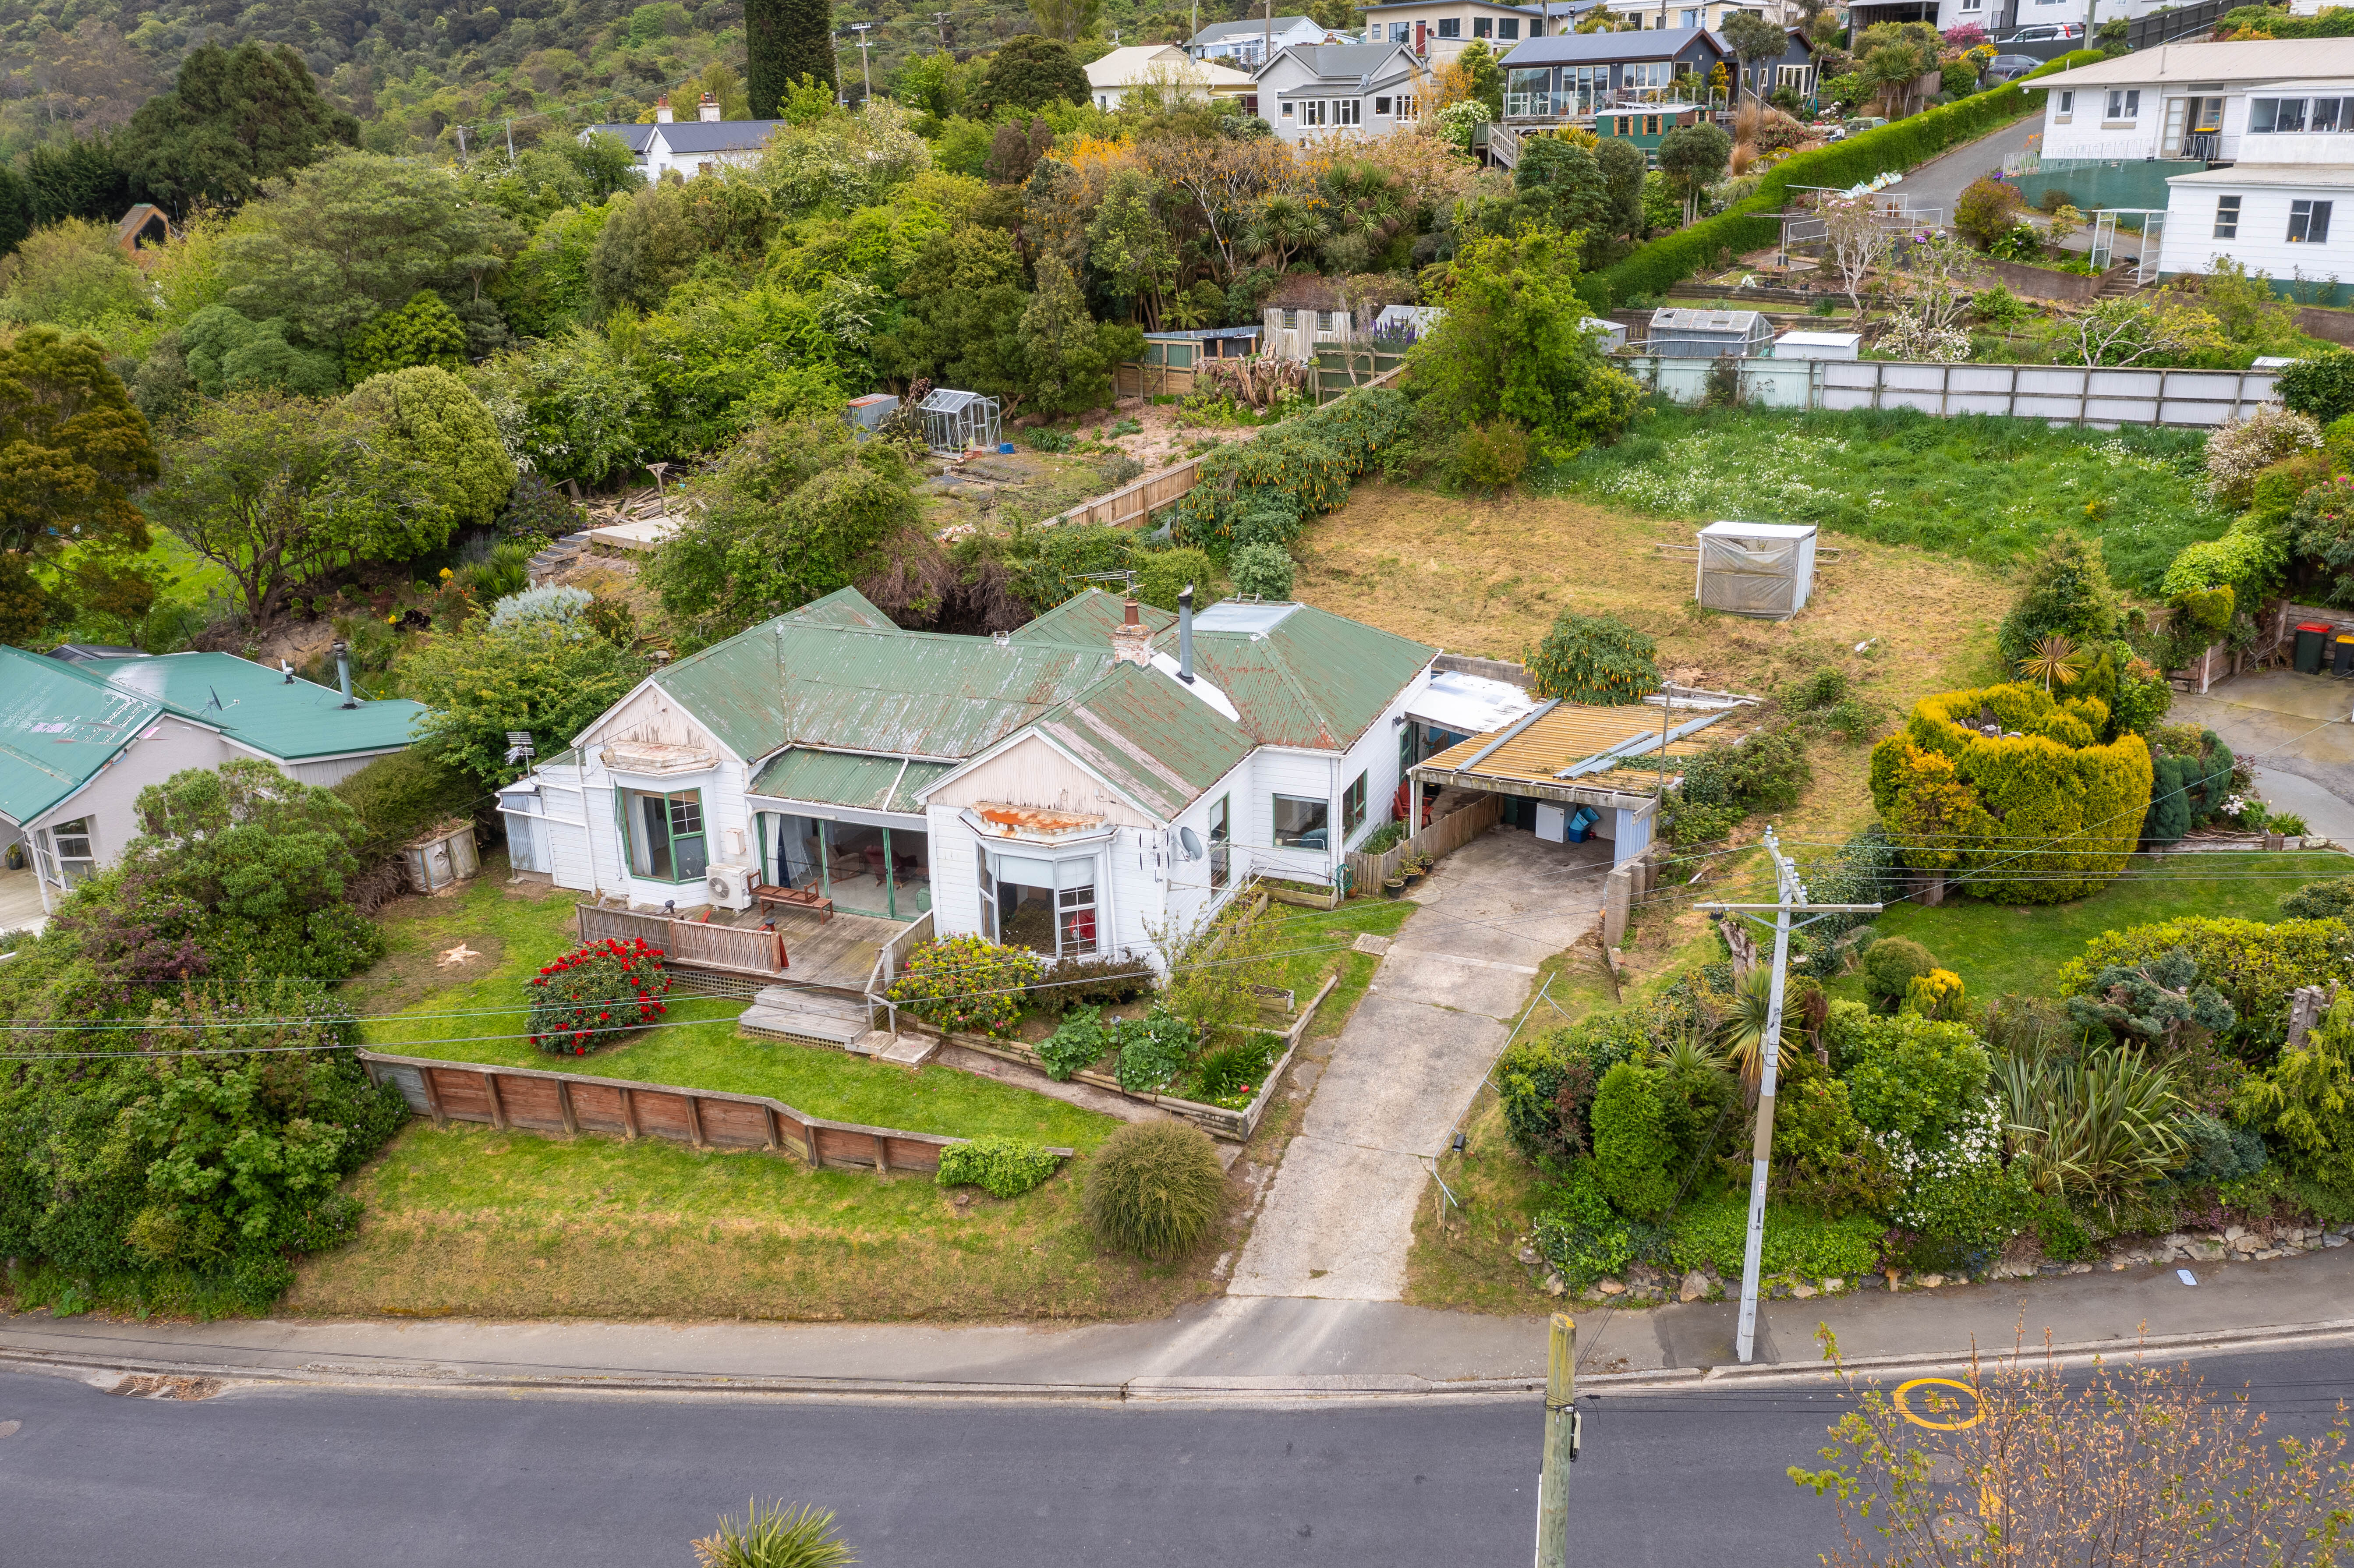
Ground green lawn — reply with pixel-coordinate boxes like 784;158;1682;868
354;871;1117;1150
1836;850;2354;1004
1553;405;2225;593
1260;895;1420;1038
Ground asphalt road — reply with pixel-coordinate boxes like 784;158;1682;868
12;1346;2354;1568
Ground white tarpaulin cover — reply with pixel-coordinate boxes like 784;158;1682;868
1696;521;1816;619
1407;670;1542;736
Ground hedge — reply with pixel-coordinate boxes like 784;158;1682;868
1597;50;2106;303
2057;916;2354;1060
1869;680;2153;903
1170;388;1410;550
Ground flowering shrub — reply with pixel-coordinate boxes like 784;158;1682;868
1902;967;1968;1021
1876;1101;2035;1260
525;937;671;1055
2204;405;2321;507
888;935;1041;1039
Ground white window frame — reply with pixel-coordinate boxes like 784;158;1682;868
1272;793;1331;850
1396;92;1421;120
980;848;1101;959
2214;193;2241;239
34;816;97;891
2055;88;2073;122
1301;98;1325;125
2104;87;2140;123
1335;96;1362;125
2290;198;2333;244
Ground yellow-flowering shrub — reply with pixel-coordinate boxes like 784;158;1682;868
1903;967;1967;1021
1869;681;2152;903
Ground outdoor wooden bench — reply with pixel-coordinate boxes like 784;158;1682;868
754;884;833;923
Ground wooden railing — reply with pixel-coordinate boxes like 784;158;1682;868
577;903;785;978
359;1050;1070;1175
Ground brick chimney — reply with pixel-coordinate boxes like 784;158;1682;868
655;94;673;123
698;91;722;121
1111;597;1154;668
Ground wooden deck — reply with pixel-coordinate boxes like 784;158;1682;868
577;903;903;995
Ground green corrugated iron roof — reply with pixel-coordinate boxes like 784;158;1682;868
83;653;423;761
747;749;954;813
651;590;1123;763
1032;662;1253;820
1157;603;1434;750
0;646;160;823
1012;591;1175;647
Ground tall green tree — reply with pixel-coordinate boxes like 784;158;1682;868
981;35;1090;112
1022;251;1140;417
343;366;515;531
874;225;1033;398
1719;13;1790;103
115;42;359;213
22;137;135;228
220;152;520;355
1512;137;1612;240
0;326;159;643
1594;136;1646;242
1657;120;1731;225
1410;225;1641;463
142;390;450;628
747;0;838;117
404;605;648;787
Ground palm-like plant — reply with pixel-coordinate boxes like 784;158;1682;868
2001;1046;2186;1209
694;1501;856;1568
1242;192;1330;270
1164;290;1211;330
2015;633;2092;694
1713;968;1789;1104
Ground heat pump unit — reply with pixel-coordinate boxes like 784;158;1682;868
707;864;754;912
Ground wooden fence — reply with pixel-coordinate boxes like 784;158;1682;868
1343;794;1507;902
359;1050;1069;1175
577;903;785;984
937;969;1342;1142
1116;362;1199;398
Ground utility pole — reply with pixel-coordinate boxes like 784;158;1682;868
455;124;468;164
850;22;873;101
504;118;515;160
1264;0;1273;66
1696;829;1881;1365
1536;1313;1578;1568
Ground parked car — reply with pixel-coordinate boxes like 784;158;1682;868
2000;22;2083;41
1984;53;2042;81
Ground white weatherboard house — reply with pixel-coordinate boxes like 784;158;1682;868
1256;42;1431;142
1084;44;1257;110
1190;14;1346;67
580;93;784;181
0;646;425;914
2025;41;2354;302
499;588;1463;976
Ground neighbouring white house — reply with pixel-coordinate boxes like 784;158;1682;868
1356;0;1553;61
2026;40;2354;165
1084;44;1257;110
2156;164;2354;300
1189;14;1351;67
579;92;785;181
498;588;1451;976
0;646;425;914
1255;41;1431;143
1588;0;1809;32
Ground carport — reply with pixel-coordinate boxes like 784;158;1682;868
1410;690;1758;870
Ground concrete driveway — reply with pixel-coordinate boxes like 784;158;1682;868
1886;116;2041;219
1228;826;1610;1302
2171;669;2354;845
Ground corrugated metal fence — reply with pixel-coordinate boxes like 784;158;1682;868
1623;356;2280;427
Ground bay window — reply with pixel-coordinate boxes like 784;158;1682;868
34;817;96;889
981;850;1099;958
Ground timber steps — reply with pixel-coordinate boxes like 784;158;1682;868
739;988;875;1048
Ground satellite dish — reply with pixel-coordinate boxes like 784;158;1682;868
1177;826;1204;860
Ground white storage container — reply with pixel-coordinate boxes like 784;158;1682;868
1696;521;1819;619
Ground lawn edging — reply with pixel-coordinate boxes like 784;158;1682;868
358;1050;1073;1175
911;970;1344;1143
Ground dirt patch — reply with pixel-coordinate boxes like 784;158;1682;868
107;1374;223;1400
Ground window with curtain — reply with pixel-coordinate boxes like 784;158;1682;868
984;850;1098;957
1274;793;1330;849
622;788;707;881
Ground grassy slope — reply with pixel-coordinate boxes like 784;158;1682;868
1552;406;2225;594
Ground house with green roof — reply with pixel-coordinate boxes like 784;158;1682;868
0;646;425;917
498;586;1450;975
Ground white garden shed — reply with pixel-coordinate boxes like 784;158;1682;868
1696;521;1818;619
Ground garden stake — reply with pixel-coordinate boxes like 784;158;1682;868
1697;828;1880;1364
1537;1312;1576;1568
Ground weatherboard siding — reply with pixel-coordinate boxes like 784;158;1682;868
20;713;234;858
925;734;1159;827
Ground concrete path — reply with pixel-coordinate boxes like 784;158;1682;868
1226;829;1611;1303
2172;669;2354;846
1887;116;2040;218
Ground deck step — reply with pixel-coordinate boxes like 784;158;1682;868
871;1031;936;1066
738;987;872;1047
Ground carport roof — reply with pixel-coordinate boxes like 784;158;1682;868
1417;695;1757;805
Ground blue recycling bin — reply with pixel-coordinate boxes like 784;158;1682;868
1566;805;1600;842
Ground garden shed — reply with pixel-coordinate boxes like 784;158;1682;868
1771;330;1861;361
918;387;1002;456
1647;308;1773;359
1696;521;1818;619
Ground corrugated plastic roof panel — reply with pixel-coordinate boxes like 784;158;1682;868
1191;601;1300;635
81;652;422;761
0;644;158;822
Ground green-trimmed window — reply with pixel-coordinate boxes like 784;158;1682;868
622;788;707;881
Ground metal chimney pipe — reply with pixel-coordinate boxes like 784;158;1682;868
1177;585;1196;684
333;641;356;708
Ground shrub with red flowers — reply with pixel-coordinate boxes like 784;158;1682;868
525;936;672;1055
